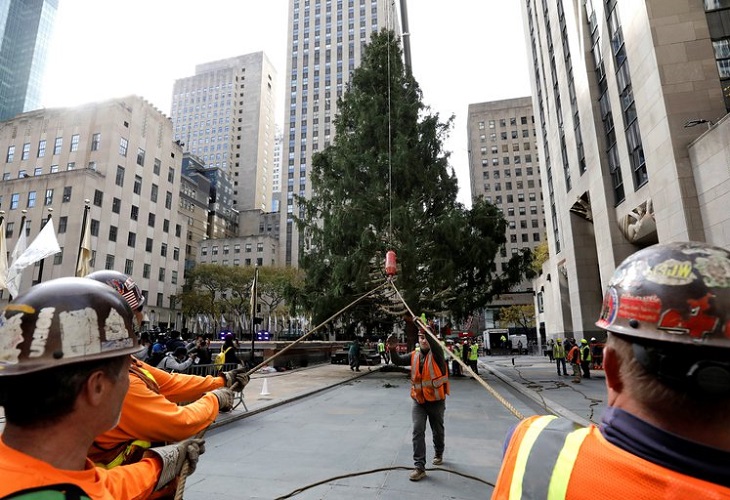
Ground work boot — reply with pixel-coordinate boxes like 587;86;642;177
432;456;443;465
409;469;427;481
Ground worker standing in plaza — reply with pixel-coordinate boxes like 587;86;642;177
580;337;592;379
85;271;249;497
553;338;567;376
492;241;730;498
387;315;449;482
0;278;205;498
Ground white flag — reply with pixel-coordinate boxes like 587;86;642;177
75;210;92;277
0;219;7;290
6;222;28;296
6;219;60;296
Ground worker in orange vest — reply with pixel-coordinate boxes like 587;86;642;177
492;242;730;499
0;278;204;499
86;271;249;498
387;315;449;482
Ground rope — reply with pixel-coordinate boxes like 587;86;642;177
388;280;525;420
274;465;495;499
174;281;390;500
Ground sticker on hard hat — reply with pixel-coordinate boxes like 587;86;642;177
616;294;662;323
596;287;618;329
645;259;694;285
694;254;730;287
0;312;25;364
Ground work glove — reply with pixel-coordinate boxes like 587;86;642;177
210;387;234;412
222;367;250;391
146;438;206;491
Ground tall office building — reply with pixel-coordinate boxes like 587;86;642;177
521;0;730;340
0;0;58;121
170;52;277;215
271;128;283;213
0;96;187;328
281;0;399;267
467;97;546;323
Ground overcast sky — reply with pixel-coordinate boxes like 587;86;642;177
42;1;531;206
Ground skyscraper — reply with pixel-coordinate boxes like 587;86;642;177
281;0;399;267
0;0;58;121
467;97;546;325
170;52;277;215
521;0;730;340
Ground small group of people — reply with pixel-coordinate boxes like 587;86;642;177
551;336;592;382
0;270;251;499
445;338;479;377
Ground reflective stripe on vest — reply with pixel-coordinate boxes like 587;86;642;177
509;415;590;500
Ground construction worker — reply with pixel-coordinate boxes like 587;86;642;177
567;338;581;383
492;241;730;498
468;339;480;375
580;337;592;379
377;338;389;364
553;338;567;376
387;316;449;481
0;277;205;498
85;271;248;496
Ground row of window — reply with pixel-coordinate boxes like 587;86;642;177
481;167;538;178
200;242;265;255
481;180;541;191
477;116;533;129
5;134;96;163
207;258;264;267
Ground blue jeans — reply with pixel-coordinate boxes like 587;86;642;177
411;399;445;470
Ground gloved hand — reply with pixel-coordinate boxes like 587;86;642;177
222;367;250;391
210;387;234;412
146;438;206;491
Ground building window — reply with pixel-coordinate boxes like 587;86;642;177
165;192;172;209
128;232;136;247
173;247;179;261
153;158;161;175
6;146;14;163
168;167;175;183
257;242;264;252
37;140;46;158
130;205;138;220
125;259;134;275
133;175;142;195
148;213;155;227
115;166;125;186
105;254;115;270
158;268;166;282
163;219;169;233
53;137;62;155
171;270;178;285
27;191;36;208
57;216;68;233
143;263;151;279
93;190;103;206
53;247;64;265
70;134;80;152
91;133;101;151
109;226;117;242
146;238;153;252
62;186;72;203
112;197;121;214
21;143;30;160
151;184;158;202
136;148;145;166
44;189;53;206
156;293;164;307
119;137;128;157
161;243;167;257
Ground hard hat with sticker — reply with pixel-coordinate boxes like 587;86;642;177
596;241;730;347
86;270;145;312
0;277;139;376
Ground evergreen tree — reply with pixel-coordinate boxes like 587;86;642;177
297;30;532;330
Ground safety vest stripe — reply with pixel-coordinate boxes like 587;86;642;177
509;415;557;500
547;427;590;499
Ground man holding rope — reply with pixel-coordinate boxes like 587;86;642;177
86;271;250;498
387;315;449;482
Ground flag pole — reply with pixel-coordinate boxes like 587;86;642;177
250;266;259;364
34;209;53;286
10;210;27;299
75;199;90;276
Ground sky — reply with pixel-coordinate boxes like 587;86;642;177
42;1;532;206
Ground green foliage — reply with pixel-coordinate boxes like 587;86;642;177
531;240;549;274
498;304;536;329
296;30;533;328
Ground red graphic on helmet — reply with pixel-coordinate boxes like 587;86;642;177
657;293;720;339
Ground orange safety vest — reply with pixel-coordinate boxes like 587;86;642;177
409;350;449;403
492;415;730;499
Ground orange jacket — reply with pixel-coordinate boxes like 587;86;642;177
410;350;449;404
492;415;730;499
90;358;225;465
0;438;160;500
